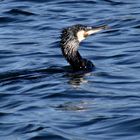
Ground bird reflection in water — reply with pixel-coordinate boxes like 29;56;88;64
65;72;91;88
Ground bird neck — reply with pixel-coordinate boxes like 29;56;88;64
60;32;94;71
61;39;84;70
61;39;94;71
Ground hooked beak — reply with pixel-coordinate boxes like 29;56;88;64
84;25;108;37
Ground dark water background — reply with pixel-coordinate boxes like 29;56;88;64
0;0;140;140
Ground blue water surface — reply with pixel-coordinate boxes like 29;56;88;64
0;0;140;140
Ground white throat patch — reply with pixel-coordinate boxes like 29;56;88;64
77;30;85;42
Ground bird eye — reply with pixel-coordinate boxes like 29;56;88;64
86;27;92;30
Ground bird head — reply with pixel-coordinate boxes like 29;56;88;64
68;24;108;42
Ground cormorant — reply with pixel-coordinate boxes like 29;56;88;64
60;24;107;71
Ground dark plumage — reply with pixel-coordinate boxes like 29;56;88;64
60;24;107;71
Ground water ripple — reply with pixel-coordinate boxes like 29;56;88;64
0;0;140;139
